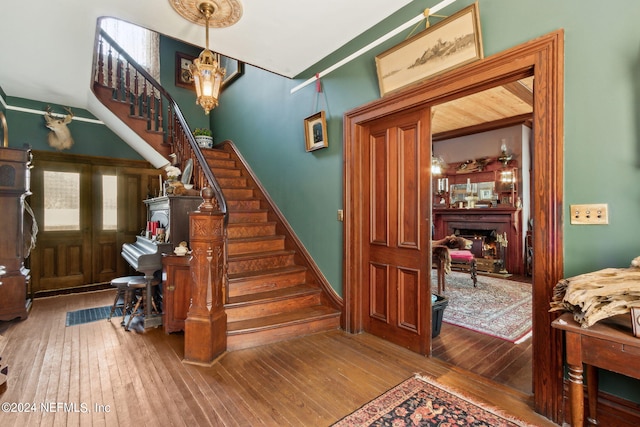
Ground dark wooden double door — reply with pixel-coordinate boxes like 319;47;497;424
29;153;160;294
362;108;432;354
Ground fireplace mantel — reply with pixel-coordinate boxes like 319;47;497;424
433;207;523;275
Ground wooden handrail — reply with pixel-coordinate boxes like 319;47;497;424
92;29;227;219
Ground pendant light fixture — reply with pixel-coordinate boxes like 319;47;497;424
191;2;225;114
170;0;243;114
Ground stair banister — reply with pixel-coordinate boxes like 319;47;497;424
94;29;227;219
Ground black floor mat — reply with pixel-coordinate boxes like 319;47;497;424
65;305;122;326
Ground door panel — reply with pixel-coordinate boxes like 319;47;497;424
31;160;92;292
363;108;431;354
30;155;161;293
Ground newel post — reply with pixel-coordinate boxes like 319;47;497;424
183;188;227;365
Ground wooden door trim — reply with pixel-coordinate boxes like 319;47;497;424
343;30;564;422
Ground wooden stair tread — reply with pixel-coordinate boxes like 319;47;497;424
227;283;319;306
225;196;261;202
228;249;295;262
227;221;276;228
227;305;340;334
228;235;284;243
228;265;306;281
228;208;269;213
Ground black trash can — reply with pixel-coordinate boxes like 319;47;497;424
432;294;448;338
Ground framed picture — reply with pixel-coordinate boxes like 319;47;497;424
375;3;483;97
175;52;195;90
220;56;244;89
176;52;243;91
303;111;328;152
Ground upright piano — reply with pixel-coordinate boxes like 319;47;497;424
121;236;172;328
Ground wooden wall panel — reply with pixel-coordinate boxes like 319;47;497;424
397;267;419;333
369;262;389;322
397;124;420;249
369;133;388;245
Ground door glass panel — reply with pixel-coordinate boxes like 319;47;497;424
102;175;117;230
43;170;80;231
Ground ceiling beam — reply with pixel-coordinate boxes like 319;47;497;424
503;80;534;107
432;113;532;141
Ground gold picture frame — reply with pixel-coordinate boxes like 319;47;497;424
303;111;328;152
175;52;195;90
375;3;483;97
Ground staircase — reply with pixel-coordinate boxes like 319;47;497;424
91;30;342;351
203;145;341;350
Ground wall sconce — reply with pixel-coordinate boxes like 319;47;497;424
498;142;512;167
431;156;445;175
499;168;515;183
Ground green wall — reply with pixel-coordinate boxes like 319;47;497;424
212;0;640;295
4;97;143;159
210;0;640;402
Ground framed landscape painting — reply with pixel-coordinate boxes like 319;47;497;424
375;3;483;96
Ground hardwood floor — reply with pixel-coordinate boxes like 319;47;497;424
0;289;555;426
433;274;533;395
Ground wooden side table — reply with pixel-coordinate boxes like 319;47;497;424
552;312;640;426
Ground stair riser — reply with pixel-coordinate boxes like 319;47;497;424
204;150;232;160
226;293;322;322
227;199;262;211
229;269;307;297
208;159;236;168
228;211;268;223
218;177;248;188
228;238;285;256
228;223;275;239
223;189;254;199
212;168;241;177
228;253;295;275
226;316;340;351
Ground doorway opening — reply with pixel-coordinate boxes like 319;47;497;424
344;31;564;422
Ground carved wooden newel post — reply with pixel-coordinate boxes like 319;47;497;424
184;188;227;365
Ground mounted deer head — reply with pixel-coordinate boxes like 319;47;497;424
44;106;74;150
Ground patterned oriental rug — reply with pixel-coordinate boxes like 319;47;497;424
332;374;537;426
435;270;532;343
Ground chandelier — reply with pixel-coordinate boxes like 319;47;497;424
192;2;224;114
170;0;243;114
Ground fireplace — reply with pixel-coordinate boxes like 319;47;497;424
453;228;506;273
433;207;523;275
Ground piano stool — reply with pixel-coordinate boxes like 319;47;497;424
108;275;144;325
125;277;161;332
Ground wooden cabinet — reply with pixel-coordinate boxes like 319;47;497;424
162;254;191;333
0;146;32;320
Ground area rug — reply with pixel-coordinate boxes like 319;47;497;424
65;305;121;326
435;270;532;343
332;374;537;426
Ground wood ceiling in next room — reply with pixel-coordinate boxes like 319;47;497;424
432;76;534;140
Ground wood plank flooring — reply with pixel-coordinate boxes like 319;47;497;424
0;289;554;427
433;273;533;395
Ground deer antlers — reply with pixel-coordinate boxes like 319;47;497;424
44;106;74;150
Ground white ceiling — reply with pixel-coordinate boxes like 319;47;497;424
0;0;413;110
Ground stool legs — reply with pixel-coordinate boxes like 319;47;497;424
107;287;124;322
470;258;477;287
